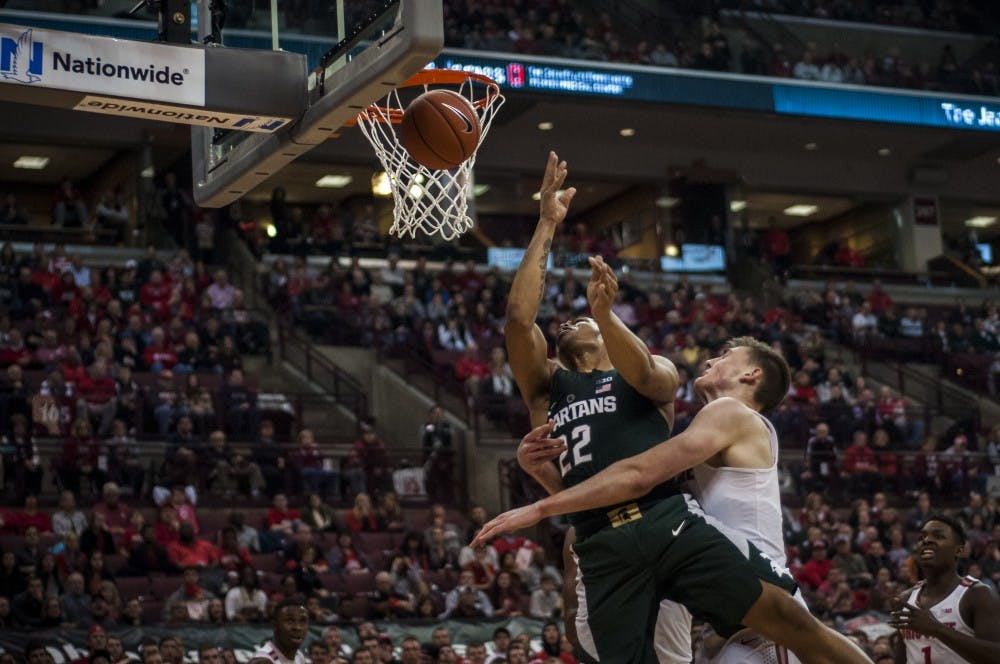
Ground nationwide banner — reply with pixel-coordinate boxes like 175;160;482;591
0;23;205;105
0;618;547;661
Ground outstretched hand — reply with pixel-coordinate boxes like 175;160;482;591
517;420;566;476
539;151;578;225
587;255;618;315
471;503;545;548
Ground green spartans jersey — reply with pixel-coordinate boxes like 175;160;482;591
548;367;680;532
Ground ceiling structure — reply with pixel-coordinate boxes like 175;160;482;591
3;81;1000;238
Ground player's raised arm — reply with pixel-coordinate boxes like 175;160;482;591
586;255;678;404
505;151;577;413
472;398;756;544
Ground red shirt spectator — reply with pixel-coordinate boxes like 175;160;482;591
80;364;116;405
267;504;302;530
92;485;132;537
139;270;172;308
217;529;253;574
0;330;32;367
345;493;379;533
843;436;877;475
455;349;490;382
13;496;52;534
796;542;833;590
166;528;219;568
835;244;864;267
762;226;790;259
867;281;893;314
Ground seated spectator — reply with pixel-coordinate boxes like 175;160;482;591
162;415;201;488
81;550;114;598
488;569;523;618
462;544;497;591
224;566;267;623
125;524;176;577
292;544;330;598
455;345;490;394
252;419;288;495
217;526;253;578
143;327;177;372
426;524;459;571
37;551;63;598
440;569;493;619
377;492;404;532
299;429;340;500
222;369;259;439
93;483;132;546
0;550;23;598
351;423;389;496
529;574;562;620
345;492;379;533
104;422;144;499
851;302;878;340
520;547;561;593
163;566;215;622
802;423;839;494
78;359;117;437
59;417;103;498
228;511;260;554
52;489;89;537
15;524;44;575
80;511;116;558
12;576;46;628
13;494;51;534
1;414;43;502
371;570;415;619
326;531;371;574
534;621;577;664
166;523;219;569
478;348;515;426
204;429;265;499
797;540;833;592
118;510;145;557
302;493;338;532
843;430;879;498
59;572;92;627
831;534;872;587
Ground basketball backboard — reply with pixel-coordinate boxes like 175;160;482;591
192;0;444;208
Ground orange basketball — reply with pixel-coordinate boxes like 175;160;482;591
399;89;482;170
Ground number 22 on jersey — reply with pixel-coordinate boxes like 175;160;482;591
558;424;592;476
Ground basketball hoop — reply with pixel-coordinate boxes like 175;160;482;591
354;70;504;240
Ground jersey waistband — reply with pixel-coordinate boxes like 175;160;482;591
572;494;666;540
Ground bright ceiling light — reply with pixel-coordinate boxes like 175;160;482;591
877;147;892;157
473;184;490;197
316;174;353;188
783;204;818;217
655;196;680;208
140;166;155;179
265;224;277;238
537;121;554;131
664;244;680;257
619;128;636;137
408;183;424;200
371;171;392;197
730;200;747;212
804;142;818;151
14;156;49;170
964;216;997;228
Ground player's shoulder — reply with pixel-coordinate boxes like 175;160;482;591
962;577;1000;605
699;396;757;422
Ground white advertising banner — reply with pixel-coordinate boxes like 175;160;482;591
0;23;206;106
75;95;291;132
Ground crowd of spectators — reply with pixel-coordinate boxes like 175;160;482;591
0;242;280;501
261;215;1000;507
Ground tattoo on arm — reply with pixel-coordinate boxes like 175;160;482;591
538;240;551;303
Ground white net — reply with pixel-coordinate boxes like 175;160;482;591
355;73;504;241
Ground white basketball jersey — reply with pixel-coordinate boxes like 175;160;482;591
252;641;307;664
682;411;801;664
688;412;787;566
902;577;978;664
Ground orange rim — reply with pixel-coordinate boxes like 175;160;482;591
349;70;501;126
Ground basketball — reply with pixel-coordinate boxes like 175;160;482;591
399;89;482;170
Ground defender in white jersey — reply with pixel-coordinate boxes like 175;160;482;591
478;338;872;664
889;516;1000;663
248;599;310;664
653;378;802;663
